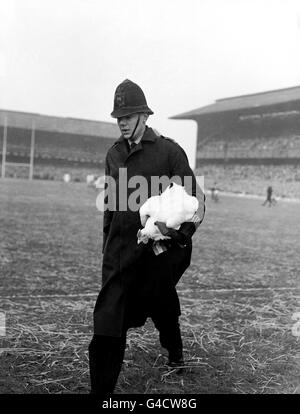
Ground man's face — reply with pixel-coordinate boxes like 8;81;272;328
117;113;146;141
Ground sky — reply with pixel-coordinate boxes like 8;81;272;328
1;0;300;168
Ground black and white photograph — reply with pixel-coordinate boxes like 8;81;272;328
0;0;299;401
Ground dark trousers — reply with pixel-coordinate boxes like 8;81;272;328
88;314;182;394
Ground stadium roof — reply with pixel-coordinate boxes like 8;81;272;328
0;109;119;139
170;85;300;120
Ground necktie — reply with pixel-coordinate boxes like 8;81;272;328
130;142;137;152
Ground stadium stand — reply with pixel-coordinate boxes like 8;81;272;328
1;128;109;163
0;109;119;181
171;85;300;198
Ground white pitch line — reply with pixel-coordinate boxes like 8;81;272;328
0;293;97;300
179;286;299;293
0;286;299;300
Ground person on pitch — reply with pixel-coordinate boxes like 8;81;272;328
89;79;205;394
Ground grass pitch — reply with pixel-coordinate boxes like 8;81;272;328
0;179;299;394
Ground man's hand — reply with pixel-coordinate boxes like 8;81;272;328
154;221;187;245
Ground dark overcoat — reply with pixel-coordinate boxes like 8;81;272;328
93;127;205;337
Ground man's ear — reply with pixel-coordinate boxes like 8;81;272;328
142;113;149;124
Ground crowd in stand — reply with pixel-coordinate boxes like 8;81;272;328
197;135;300;159
195;163;300;199
1;163;103;183
193;134;300;198
5;143;105;163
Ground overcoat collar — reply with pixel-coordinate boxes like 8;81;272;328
114;126;157;157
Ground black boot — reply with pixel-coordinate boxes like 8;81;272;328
167;348;184;367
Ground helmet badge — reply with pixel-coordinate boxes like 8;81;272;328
115;88;125;108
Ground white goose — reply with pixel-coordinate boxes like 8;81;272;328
137;182;199;243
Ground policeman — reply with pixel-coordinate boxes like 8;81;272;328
88;79;205;394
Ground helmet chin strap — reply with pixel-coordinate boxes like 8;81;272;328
128;114;140;142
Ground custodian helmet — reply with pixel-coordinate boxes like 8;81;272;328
111;79;154;118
